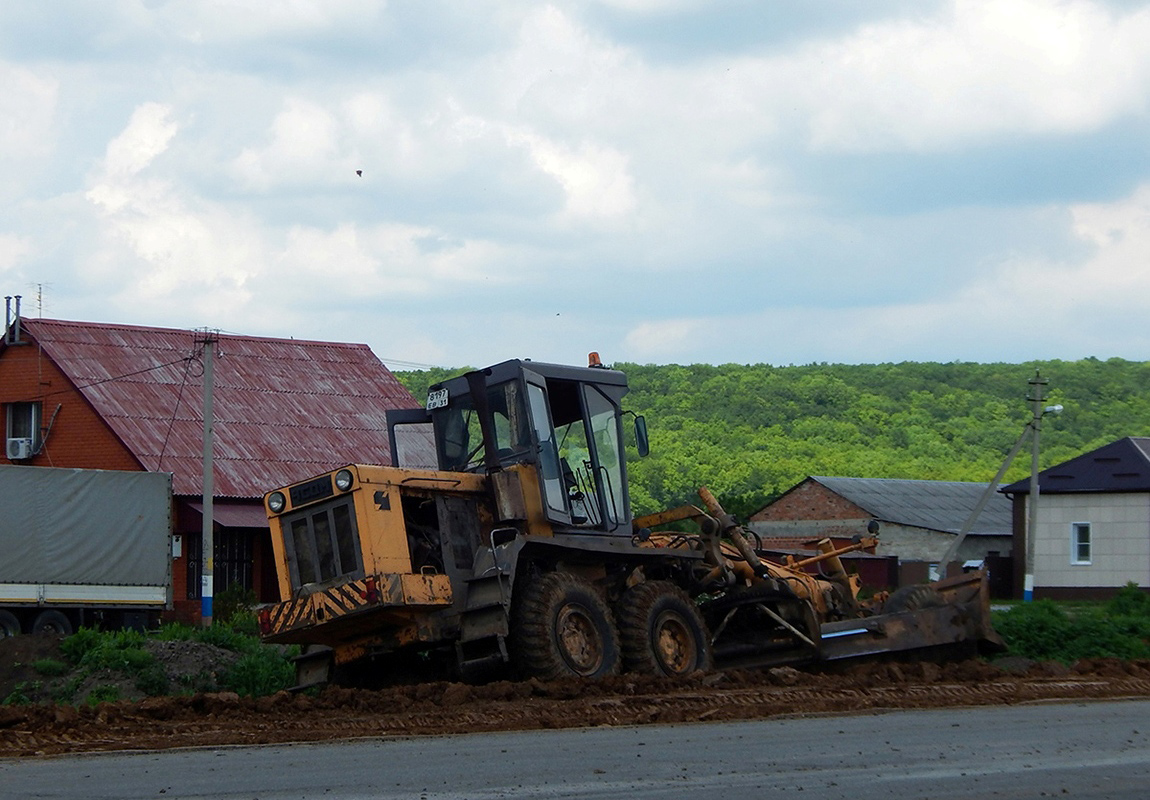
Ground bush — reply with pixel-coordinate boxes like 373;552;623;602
194;623;256;653
85;685;120;705
214;584;258;627
219;649;295;697
993;600;1072;661
1107;582;1150;618
3;682;37;706
60;627;105;664
226;609;260;637
32;658;70;677
134;663;170;696
993;595;1150;662
74;630;154;674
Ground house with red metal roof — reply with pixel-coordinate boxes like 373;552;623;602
0;315;428;622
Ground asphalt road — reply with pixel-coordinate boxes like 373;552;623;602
3;699;1148;799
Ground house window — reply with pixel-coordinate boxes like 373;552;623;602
6;401;41;453
1071;522;1092;565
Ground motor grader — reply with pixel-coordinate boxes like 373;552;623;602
258;356;1001;687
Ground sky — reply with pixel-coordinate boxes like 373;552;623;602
3;0;1150;371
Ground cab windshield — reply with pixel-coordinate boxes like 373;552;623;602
434;380;531;471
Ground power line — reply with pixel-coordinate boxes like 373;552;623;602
379;357;449;370
11;355;197;404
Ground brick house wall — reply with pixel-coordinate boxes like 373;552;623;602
750;478;869;521
0;341;141;471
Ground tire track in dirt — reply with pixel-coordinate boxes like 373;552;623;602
4;659;1150;757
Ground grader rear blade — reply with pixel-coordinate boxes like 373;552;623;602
818;571;1005;663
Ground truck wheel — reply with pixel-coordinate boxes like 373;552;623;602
885;585;945;614
512;572;620;680
617;581;712;677
0;610;20;638
31;610;73;636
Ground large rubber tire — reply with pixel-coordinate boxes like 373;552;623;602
512;572;621;680
0;610;20;638
617;581;712;677
884;584;945;614
31;609;73;636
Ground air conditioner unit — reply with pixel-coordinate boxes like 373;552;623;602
6;437;33;460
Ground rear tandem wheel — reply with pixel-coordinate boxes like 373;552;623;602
31;610;73;636
616;581;712;677
0;610;20;638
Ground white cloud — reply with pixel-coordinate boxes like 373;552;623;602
231;98;345;191
590;0;705;12
158;0;386;44
509;131;636;221
621;180;1150;364
83;103;261;317
274;222;511;300
763;0;1150;152
0;234;33;273
8;1;1150;369
0;62;57;159
100;102;178;180
623;318;705;360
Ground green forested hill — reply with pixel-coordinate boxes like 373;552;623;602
394;358;1150;518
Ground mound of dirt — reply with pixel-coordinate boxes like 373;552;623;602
4;635;1150;759
0;634;240;707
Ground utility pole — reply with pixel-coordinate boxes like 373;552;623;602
939;371;1060;599
198;330;217;626
1024;371;1050;603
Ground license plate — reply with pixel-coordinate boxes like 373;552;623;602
426;388;449;410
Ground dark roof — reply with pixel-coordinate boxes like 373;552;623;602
806;476;1012;536
1001;437;1150;495
11;318;427;498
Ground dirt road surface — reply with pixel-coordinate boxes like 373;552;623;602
3;634;1150;758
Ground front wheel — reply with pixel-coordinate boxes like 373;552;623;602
511;572;620;680
617;581;712;677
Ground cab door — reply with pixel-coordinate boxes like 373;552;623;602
522;369;572;527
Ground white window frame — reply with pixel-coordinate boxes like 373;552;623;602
6;401;41;449
1070;521;1092;566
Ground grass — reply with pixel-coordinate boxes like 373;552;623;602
992;583;1150;662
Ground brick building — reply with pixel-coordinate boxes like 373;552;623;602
0;315;428;622
750;476;1014;592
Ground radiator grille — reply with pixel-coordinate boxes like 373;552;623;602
284;498;361;587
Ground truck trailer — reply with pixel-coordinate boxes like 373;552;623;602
258;356;1001;687
0;465;172;637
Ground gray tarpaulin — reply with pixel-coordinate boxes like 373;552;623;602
0;465;171;586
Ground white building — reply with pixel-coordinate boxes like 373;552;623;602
1002;437;1150;600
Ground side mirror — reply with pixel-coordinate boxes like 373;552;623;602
634;415;649;458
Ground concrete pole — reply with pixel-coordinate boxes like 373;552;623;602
937;421;1033;575
1024;371;1047;603
200;332;216;626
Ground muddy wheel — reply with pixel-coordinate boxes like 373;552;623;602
885;585;945;613
0;610;20;638
512;572;620;680
617;581;712;677
31;610;73;636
